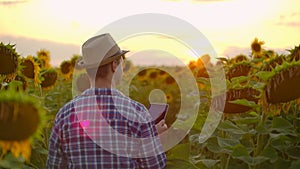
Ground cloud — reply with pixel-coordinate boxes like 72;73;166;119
0;35;80;66
276;12;300;27
0;0;28;6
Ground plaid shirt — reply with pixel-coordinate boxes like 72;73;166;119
46;88;166;169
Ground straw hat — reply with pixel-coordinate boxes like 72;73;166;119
77;33;129;69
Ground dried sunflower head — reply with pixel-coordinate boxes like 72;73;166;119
0;43;20;82
40;68;58;90
288;44;300;62
0;87;46;162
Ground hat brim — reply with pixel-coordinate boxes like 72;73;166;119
76;50;129;69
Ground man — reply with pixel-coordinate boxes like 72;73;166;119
46;33;167;169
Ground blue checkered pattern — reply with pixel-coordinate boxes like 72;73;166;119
46;88;166;169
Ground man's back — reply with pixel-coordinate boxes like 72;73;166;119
46;88;166;169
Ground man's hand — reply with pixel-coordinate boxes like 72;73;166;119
155;120;168;134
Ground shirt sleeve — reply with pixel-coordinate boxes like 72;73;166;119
46;113;68;169
137;121;167;169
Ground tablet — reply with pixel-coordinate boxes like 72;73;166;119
148;103;169;124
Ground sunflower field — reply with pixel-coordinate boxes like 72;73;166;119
0;38;299;169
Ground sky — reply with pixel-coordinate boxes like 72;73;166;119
0;0;300;66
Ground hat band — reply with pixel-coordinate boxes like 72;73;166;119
99;50;125;66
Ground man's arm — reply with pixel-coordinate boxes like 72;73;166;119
137;121;167;169
46;116;68;169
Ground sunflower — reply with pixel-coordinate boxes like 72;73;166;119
137;69;148;81
197;82;206;90
37;49;51;68
157;69;167;77
289;45;300;61
297;98;300;107
232;54;249;63
196;67;209;78
261;55;286;72
165;75;176;85
70;55;80;67
148;69;158;80
0;88;46;162
60;60;73;80
265;63;300;104
0;43;19;82
188;61;197;72
251;38;265;58
226;62;252;81
40;69;58;90
212;87;261;114
165;93;173;103
21;56;41;85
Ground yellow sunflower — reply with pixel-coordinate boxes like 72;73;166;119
251;38;265;58
60;60;73;80
21;55;41;85
37;49;51;68
188;61;197;73
70;54;80;67
0;87;46;162
0;43;19;82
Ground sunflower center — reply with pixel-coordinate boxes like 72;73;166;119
21;60;35;78
0;102;40;140
251;43;261;53
0;48;18;75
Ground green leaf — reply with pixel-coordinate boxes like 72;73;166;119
196;77;211;85
271;135;293;151
229;99;259;109
290;160;300;169
231;144;249;158
218;120;246;134
286;146;300;159
230;76;250;84
237;156;269;166
0;153;25;169
256;123;269;134
206;137;226;153
256;71;274;81
167;143;190;161
260;146;278;163
166;159;199;169
235;116;260;125
217;137;240;149
194;159;220;169
272;117;293;130
274;158;291;169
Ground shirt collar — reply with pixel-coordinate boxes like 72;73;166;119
81;88;124;96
